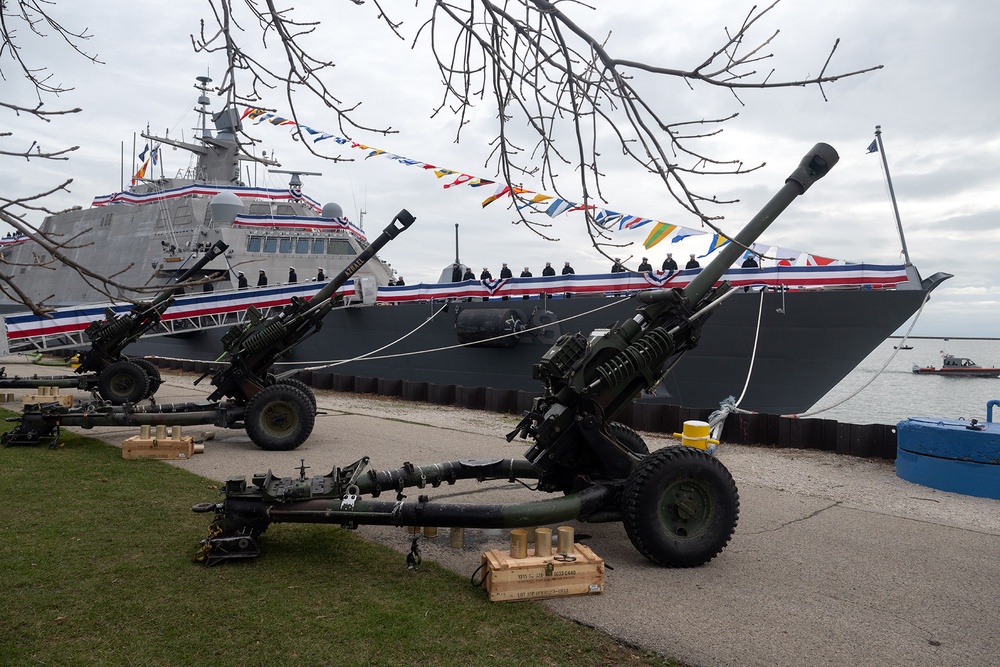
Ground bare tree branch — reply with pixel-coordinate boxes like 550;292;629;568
0;0;881;312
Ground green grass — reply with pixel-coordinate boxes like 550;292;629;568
0;413;680;667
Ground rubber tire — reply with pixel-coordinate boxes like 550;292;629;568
245;384;316;451
623;445;739;567
98;360;151;405
278;378;317;410
608;421;649;455
129;357;163;397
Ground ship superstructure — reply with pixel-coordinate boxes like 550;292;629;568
1;77;392;309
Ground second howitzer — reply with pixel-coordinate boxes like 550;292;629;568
0;240;229;404
193;144;839;567
2;210;417;450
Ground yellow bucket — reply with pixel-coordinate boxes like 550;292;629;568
673;420;719;452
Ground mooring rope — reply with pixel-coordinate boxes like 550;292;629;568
272;295;631;370
790;291;929;419
707;289;767;441
143;295;633;370
708;287;929;438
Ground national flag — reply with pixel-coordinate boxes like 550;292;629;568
150;146;159;166
643;223;677;249
866;139;878;154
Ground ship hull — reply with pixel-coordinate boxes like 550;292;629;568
912;369;1000;378
124;286;932;415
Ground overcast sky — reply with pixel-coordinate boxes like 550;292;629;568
5;0;999;337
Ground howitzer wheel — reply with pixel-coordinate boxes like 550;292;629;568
128;357;163;397
98;360;151;405
608;422;649;455
277;378;317;410
245;384;316;451
623;445;739;567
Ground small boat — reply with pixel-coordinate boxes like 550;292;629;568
894;344;913;350
912;354;1000;377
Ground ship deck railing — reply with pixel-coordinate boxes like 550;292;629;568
0;263;910;356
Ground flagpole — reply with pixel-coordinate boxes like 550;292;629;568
873;125;912;267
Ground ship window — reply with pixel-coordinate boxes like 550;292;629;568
295;238;311;254
311;239;325;254
327;239;356;255
263;237;278;253
247;236;262;252
279;238;293;253
276;205;296;216
248;203;271;215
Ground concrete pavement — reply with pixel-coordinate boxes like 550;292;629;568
3;357;998;667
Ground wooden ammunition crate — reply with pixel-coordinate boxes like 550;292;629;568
122;435;195;460
481;543;604;602
22;392;73;407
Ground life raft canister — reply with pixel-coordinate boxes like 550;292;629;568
455;308;526;348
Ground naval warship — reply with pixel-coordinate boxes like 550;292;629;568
0;79;951;415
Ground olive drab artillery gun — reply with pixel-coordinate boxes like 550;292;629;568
192;144;839;567
0;240;230;404
2;210;417;450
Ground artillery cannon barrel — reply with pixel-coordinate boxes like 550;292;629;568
683;143;839;306
308;209;416;307
150;240;230;308
264;483;611;529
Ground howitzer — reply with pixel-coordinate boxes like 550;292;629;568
2;210;416;451
0;241;229;404
204;210;415;405
193;144;839;567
